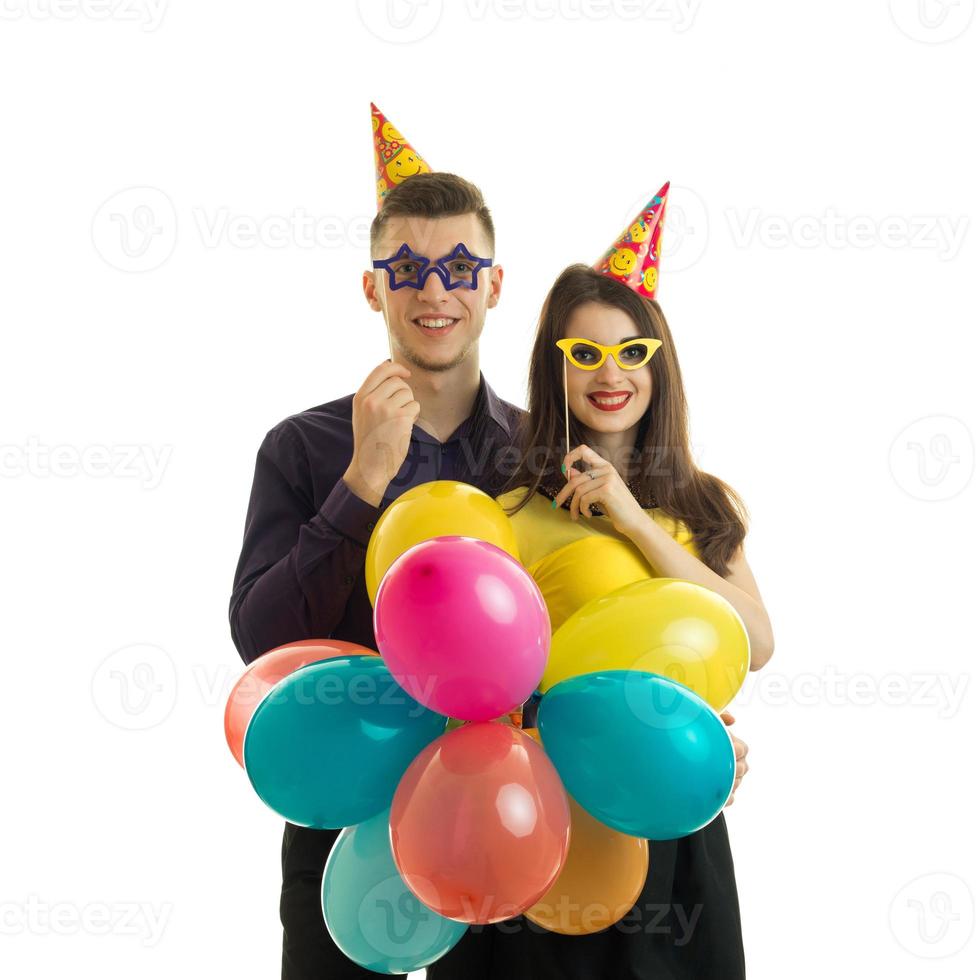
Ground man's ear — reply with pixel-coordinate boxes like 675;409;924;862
362;270;384;313
487;264;503;309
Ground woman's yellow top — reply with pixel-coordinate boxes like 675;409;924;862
495;487;700;633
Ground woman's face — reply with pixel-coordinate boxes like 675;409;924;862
561;301;654;436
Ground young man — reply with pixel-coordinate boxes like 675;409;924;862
229;171;523;978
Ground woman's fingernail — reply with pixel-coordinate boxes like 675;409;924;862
560;463;566;474
551;499;557;509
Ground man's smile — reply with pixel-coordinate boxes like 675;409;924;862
412;315;460;334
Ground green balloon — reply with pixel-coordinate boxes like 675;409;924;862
243;656;446;828
322;808;467;973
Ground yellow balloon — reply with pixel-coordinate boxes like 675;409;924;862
540;578;749;710
523;729;648;935
364;480;520;606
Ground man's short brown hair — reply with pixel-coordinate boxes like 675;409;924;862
370;172;495;256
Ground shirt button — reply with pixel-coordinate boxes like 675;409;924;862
344;575;354;585
366;521;375;532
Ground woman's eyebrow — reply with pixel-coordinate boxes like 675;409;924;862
620;335;643;342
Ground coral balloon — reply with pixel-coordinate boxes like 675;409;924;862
522;729;648;936
322;807;466;973
374;536;550;721
541;578;750;710
538;670;735;840
364;480;520;605
224;639;378;768
390;722;570;924
243;656;446;828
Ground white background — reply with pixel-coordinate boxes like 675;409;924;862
1;1;978;977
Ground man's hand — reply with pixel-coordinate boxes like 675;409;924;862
720;710;749;807
343;360;419;507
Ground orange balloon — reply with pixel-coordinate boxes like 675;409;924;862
224;639;379;767
390;722;570;924
522;729;649;935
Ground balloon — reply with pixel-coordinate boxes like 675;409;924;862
537;670;735;840
364;480;520;606
224;639;378;768
243;656;447;828
374;536;550;721
541;578;749;710
321;807;466;973
390;722;570;924
522;729;648;936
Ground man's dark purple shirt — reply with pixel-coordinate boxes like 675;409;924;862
229;372;523;665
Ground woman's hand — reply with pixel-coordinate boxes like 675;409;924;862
721;710;749;807
554;444;647;536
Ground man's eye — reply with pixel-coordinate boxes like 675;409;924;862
394;263;419;276
450;261;476;275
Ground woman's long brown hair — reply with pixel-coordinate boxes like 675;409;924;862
499;264;748;578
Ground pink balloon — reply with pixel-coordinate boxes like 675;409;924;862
223;639;379;767
373;536;550;721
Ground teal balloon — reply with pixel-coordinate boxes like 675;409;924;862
537;670;735;839
243;656;446;828
322;808;466;973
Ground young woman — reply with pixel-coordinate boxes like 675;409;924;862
492;239;774;976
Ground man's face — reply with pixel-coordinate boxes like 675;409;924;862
363;213;502;373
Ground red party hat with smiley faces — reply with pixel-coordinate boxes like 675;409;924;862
372;103;432;209
593;181;669;299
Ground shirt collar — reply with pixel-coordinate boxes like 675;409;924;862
477;371;513;437
413;371;512;445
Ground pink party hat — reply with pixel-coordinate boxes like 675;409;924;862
593;181;669;299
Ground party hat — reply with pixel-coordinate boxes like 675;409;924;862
593;181;669;299
372;102;432;209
